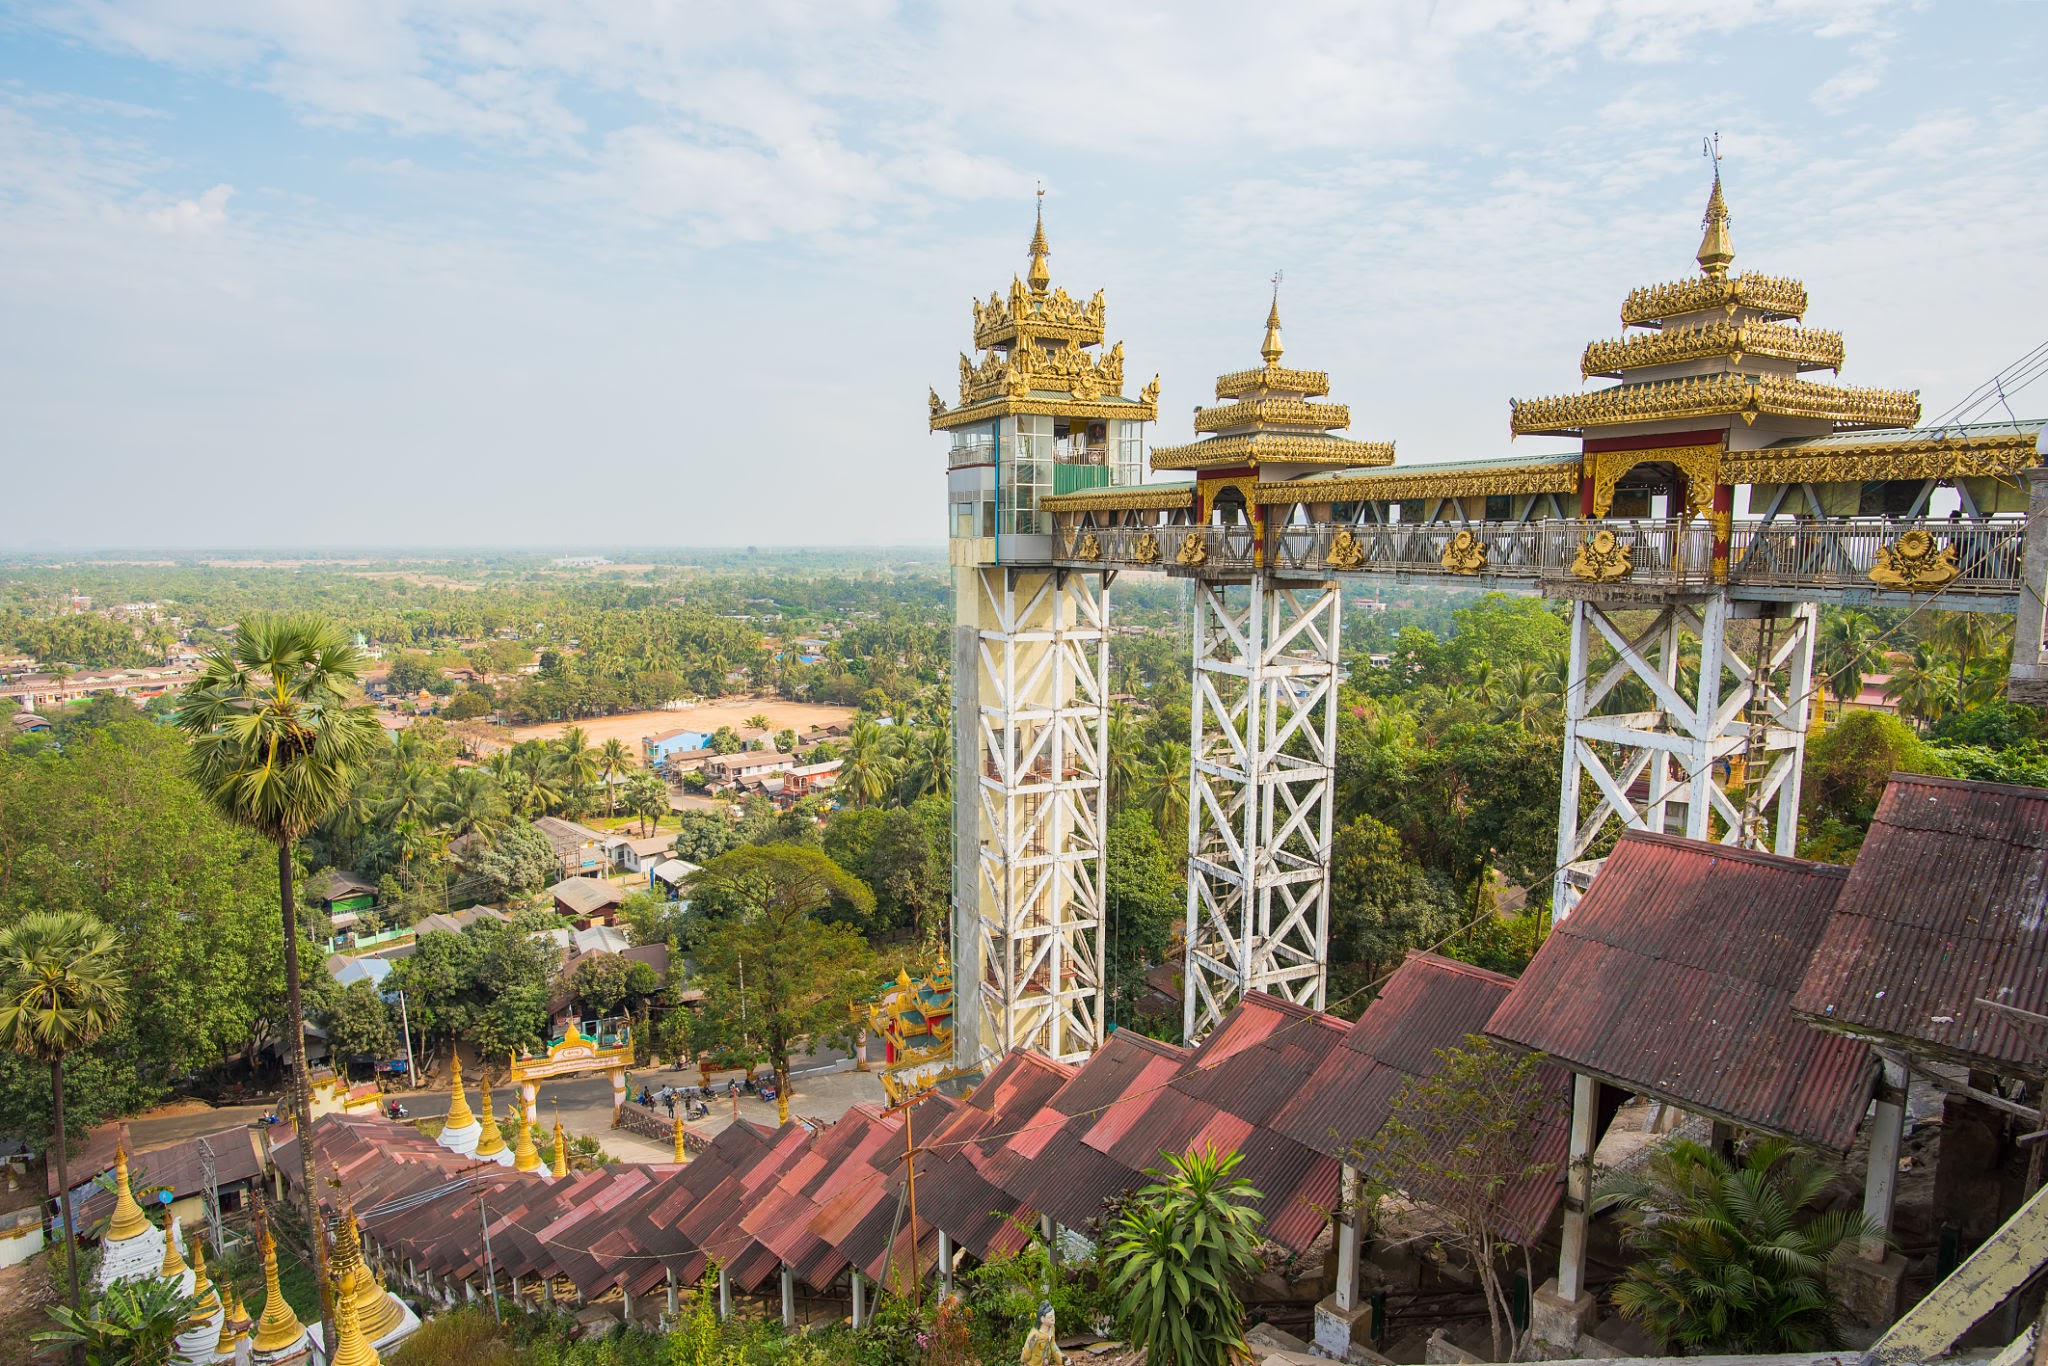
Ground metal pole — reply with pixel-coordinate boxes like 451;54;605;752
479;1194;500;1322
398;990;418;1088
904;1100;922;1309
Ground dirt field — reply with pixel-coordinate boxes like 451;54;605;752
500;697;855;760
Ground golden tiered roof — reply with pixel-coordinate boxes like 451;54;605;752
1151;297;1394;471
252;1221;308;1354
931;198;1158;431
1511;170;1920;438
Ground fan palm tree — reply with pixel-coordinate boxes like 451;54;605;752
173;612;381;1348
0;912;125;1322
1601;1136;1879;1353
597;738;631;818
839;722;894;808
1816;610;1880;712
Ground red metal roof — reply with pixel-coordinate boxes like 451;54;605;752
1270;952;1569;1242
1795;773;2048;1077
1491;830;1873;1151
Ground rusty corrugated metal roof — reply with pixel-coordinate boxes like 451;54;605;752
1492;830;1873;1150
1795;773;2048;1077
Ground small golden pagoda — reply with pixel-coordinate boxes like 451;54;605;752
251;1220;312;1361
512;1109;542;1173
325;1264;382;1366
327;1188;414;1351
436;1051;481;1157
672;1115;689;1164
1146;289;1395;561
550;1117;570;1179
212;1280;253;1359
175;1227;225;1361
92;1140;167;1290
1510;165;1922;519
473;1084;511;1166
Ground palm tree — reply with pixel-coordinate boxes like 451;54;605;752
173;613;381;1348
1144;740;1191;843
839;721;893;808
1105;703;1143;810
1884;643;1959;730
435;765;510;839
745;713;772;733
0;913;124;1323
1816;610;1880;712
626;771;669;836
597;738;631;818
555;726;600;815
1601;1136;1879;1353
894;725;952;803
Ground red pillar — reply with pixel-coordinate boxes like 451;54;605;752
1710;484;1735;583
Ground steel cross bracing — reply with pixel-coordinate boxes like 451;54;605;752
1183;575;1342;1040
1552;593;1816;914
966;568;1110;1065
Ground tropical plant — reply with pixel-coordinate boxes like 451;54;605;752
0;912;125;1320
1815;610;1880;711
172;612;382;1345
1600;1136;1881;1354
35;1273;204;1366
839;721;894;808
434;765;510;839
554;726;599;814
1104;1145;1265;1366
745;713;772;733
625;771;670;836
597;738;631;817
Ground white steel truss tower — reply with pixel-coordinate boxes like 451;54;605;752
1552;593;1816;913
954;567;1110;1065
1183;576;1342;1040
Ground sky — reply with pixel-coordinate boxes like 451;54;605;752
2;1;2045;551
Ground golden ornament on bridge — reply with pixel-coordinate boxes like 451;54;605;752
1175;532;1209;567
1074;532;1102;561
1325;528;1365;570
1132;531;1162;564
1571;529;1633;583
1869;529;1959;591
1440;530;1487;574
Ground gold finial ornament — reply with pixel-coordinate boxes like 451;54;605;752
186;1228;219;1321
326;1264;383;1366
1261;275;1285;366
474;1082;506;1158
513;1108;542;1172
252;1222;308;1353
445;1051;475;1131
1027;188;1051;296
1697;151;1734;279
104;1141;152;1243
159;1214;190;1279
213;1280;251;1357
673;1116;688;1164
551;1118;569;1178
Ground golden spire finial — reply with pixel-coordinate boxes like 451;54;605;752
327;1264;383;1366
252;1221;307;1353
673;1115;689;1164
159;1213;190;1279
105;1138;153;1243
445;1049;475;1131
1696;135;1734;279
1027;186;1051;296
185;1227;220;1324
474;1081;506;1158
1260;271;1285;367
513;1106;542;1172
551;1116;569;1178
213;1280;250;1357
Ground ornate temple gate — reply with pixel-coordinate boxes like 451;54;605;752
1183;574;1342;1037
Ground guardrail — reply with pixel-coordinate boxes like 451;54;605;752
1270;522;1546;579
1729;518;2023;593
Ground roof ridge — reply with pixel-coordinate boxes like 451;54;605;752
1613;828;1847;876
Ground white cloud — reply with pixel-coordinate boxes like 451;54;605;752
146;182;233;232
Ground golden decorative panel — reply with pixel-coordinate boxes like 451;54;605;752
1619;272;1809;326
1718;433;2041;487
1254;461;1581;505
972;278;1108;350
1132;531;1162;564
1510;372;1920;436
960;338;1128;405
1570;530;1634;582
1073;532;1103;561
1869;530;1960;591
1174;531;1209;567
1152;431;1395;470
1213;364;1330;400
1193;396;1351;434
1325;529;1366;570
1440;530;1488;574
1581;322;1844;378
1040;485;1194;513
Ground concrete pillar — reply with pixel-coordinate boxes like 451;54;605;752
1833;1060;1910;1327
719;1264;732;1320
610;1066;627;1122
667;1266;679;1319
1533;1073;1600;1355
622;1287;633;1323
1314;1164;1371;1359
2008;466;2048;706
851;1270;867;1328
781;1265;795;1327
520;1081;539;1125
938;1231;955;1297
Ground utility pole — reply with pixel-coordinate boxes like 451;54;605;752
885;1089;928;1308
196;1136;223;1256
397;989;418;1089
479;1193;500;1321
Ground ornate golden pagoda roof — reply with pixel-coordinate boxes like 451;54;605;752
1151;295;1393;472
1255;453;1584;505
1041;483;1195;513
932;198;1158;432
1512;171;1920;438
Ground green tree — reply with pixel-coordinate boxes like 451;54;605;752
459;822;557;904
434;765;509;840
669;811;739;865
1328;814;1461;995
1360;1036;1561;1362
745;713;772;733
709;726;742;755
597;738;630;817
1104;1146;1265;1366
555;726;600;815
775;727;798;754
686;844;877;1122
1601;1137;1880;1354
1815;610;1880;710
319;978;396;1065
172;612;382;1344
464;924;558;1066
1799;710;1950;861
838;721;893;808
0;912;125;1321
35;1274;203;1366
625;771;670;836
1104;809;1181;1032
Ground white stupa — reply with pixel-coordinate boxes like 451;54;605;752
92;1144;167;1290
172;1225;224;1364
434;1053;481;1156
